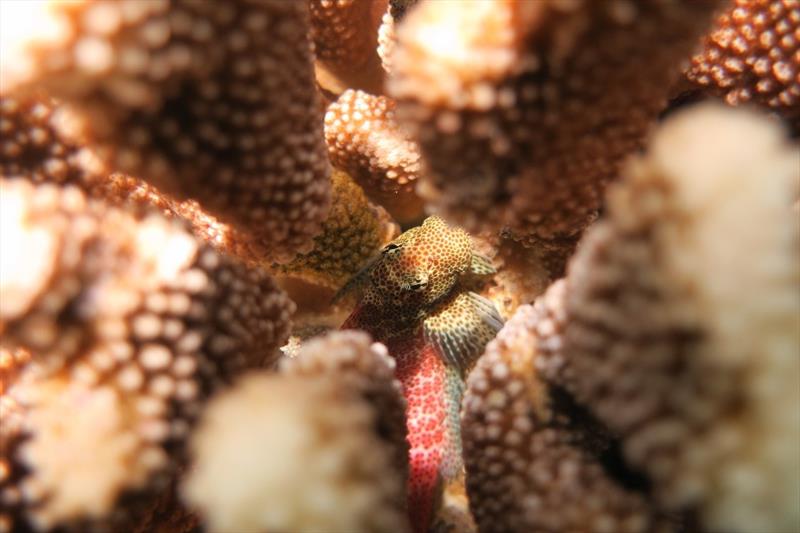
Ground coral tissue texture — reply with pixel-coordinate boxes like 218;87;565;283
389;0;717;270
0;95;106;188
377;0;420;75
0;179;293;531
536;104;800;533
184;331;409;533
686;0;800;129
277;169;399;290
0;95;252;264
309;0;386;94
325;89;424;224
462;302;670;533
1;0;331;264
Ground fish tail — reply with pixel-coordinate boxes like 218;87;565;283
407;447;443;533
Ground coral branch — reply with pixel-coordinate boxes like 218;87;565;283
686;0;800;130
390;0;717;272
276;169;399;290
462;303;671;533
184;331;409;533
1;0;332;264
0;179;293;530
309;0;387;94
536;104;800;532
325;90;424;224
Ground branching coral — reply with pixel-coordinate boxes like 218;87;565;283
0;96;226;255
685;0;800;130
309;0;386;94
276;169;398;290
0;179;294;530
1;0;331;264
325;90;424;224
462;304;670;533
535;104;800;533
389;0;717;272
0;0;797;530
0;1;206;104
184;332;410;533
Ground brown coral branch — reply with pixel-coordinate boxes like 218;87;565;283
389;0;718;273
685;0;800;130
2;0;332;264
309;0;387;95
462;303;672;533
276;169;399;290
0;94;107;188
325;90;424;224
377;0;420;76
184;331;410;533
280;330;409;483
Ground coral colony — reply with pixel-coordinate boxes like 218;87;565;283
0;1;797;533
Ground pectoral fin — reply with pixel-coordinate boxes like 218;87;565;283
470;252;496;277
424;292;504;377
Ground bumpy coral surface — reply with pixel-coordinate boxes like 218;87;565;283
389;0;717;271
377;0;420;75
0;179;293;530
686;0;800;129
1;0;331;264
0;347;29;533
277;169;398;290
0;95;106;188
183;370;409;533
462;304;670;533
325;90;424;224
310;0;386;94
536;104;800;533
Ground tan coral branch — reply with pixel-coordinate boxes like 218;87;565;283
535;104;800;533
0;178;294;530
310;0;387;94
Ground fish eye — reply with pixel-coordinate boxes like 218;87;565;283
408;279;427;291
382;243;402;254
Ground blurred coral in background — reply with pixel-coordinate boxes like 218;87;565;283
0;1;797;532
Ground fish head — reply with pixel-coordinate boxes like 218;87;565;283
364;216;473;317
